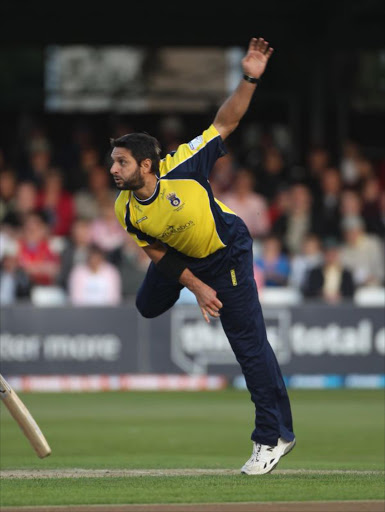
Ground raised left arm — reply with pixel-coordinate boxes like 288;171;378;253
213;37;274;140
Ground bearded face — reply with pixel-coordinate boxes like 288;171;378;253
110;147;146;191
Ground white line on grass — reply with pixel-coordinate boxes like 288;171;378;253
0;468;383;479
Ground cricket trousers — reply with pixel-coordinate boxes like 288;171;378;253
136;218;295;446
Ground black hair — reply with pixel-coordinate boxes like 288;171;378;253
26;209;50;226
88;243;105;258
110;133;161;174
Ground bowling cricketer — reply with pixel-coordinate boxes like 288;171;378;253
112;37;295;474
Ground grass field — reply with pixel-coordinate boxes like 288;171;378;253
0;389;384;508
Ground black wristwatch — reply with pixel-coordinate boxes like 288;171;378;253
243;74;261;85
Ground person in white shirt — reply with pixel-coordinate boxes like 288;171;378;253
340;215;384;287
289;233;323;290
68;244;122;305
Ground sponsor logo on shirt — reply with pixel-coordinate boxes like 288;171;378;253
188;135;203;150
157;221;195;240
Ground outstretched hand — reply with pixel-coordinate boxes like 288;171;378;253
242;37;274;79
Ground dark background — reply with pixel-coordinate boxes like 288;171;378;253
1;1;384;46
1;0;384;164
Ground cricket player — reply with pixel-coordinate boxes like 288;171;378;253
112;37;295;474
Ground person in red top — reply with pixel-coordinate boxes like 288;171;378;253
36;169;75;237
18;211;60;285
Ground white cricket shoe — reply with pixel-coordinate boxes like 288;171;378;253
241;437;296;475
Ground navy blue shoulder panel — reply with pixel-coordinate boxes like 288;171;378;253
164;136;227;179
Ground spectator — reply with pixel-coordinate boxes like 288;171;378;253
273;183;316;255
339;140;361;186
75;165;116;220
255;235;290;287
69;146;101;190
302;238;355;303
209;152;237;200
340;189;363;218
268;185;291;225
0;229;17;260
2;181;38;228
89;198;127;261
361;177;384;236
57;218;92;290
0;168;17;222
221;167;271;238
36;169;75;237
354;156;375;188
17;212;60;286
117;236;150;298
258;146;288;201
0;242;31;305
305;145;330;197
340;215;384;287
289;233;323;290
315;167;342;239
68;244;121;305
26;126;52;157
26;147;52;185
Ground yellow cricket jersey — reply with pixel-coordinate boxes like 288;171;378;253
114;124;237;259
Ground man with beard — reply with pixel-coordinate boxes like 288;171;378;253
112;37;295;475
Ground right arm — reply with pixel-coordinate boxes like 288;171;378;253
143;242;223;323
213;37;274;141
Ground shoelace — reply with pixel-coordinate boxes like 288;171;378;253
249;443;275;464
250;443;262;463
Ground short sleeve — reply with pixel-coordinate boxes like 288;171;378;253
160;124;227;179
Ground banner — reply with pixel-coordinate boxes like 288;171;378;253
0;306;138;375
1;304;384;388
170;304;385;376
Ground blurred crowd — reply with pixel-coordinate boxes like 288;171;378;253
1;117;384;306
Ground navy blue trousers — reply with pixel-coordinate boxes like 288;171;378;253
136;218;294;446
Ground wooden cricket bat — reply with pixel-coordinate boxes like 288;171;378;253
0;374;51;458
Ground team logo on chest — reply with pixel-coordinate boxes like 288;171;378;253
166;192;181;207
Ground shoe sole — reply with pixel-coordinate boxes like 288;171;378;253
241;437;296;476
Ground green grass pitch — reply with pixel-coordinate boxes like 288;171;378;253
0;389;384;506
